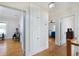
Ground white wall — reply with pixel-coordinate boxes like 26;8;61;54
0;17;19;39
29;3;48;55
40;8;48;54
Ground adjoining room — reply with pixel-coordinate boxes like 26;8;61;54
0;5;25;56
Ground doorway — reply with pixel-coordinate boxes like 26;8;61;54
48;20;56;53
60;15;75;45
0;6;25;56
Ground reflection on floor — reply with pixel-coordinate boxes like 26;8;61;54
34;37;67;56
0;39;23;56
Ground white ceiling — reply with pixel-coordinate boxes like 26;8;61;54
48;2;79;21
0;2;79;11
0;2;49;20
32;2;79;21
32;2;49;10
0;2;50;11
0;2;79;20
0;2;28;11
33;2;79;12
34;2;79;11
0;6;22;19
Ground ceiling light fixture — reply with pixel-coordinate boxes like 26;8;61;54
48;2;55;8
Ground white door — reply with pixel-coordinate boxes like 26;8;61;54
60;15;75;45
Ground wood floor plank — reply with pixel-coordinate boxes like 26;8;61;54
34;38;67;56
0;39;23;56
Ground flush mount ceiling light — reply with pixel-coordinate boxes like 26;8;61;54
48;2;55;8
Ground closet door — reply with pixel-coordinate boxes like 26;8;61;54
30;4;41;55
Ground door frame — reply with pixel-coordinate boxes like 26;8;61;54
60;14;75;45
56;12;78;46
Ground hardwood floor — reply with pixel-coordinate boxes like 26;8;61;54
34;37;67;56
0;38;66;56
0;39;23;56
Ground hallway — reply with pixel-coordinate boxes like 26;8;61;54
0;39;23;56
34;37;66;56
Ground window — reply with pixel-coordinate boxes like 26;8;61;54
0;23;6;34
